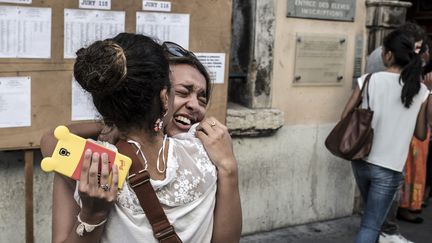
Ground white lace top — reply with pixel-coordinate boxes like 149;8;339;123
74;125;217;242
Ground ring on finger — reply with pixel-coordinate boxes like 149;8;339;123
100;184;110;192
207;120;216;127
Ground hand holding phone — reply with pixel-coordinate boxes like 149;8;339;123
41;125;132;188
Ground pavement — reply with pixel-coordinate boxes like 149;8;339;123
240;202;432;243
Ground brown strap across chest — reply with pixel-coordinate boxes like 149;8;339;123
116;140;182;243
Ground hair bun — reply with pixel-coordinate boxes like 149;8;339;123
74;40;127;95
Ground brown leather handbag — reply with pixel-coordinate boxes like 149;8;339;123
325;73;374;160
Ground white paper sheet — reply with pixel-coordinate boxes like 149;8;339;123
0;6;18;58
0;76;31;128
79;0;111;10
195;53;226;84
71;77;100;121
136;12;189;49
142;0;171;12
0;6;51;58
64;9;125;58
17;7;52;58
0;0;31;4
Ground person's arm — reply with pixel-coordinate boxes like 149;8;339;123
341;85;361;120
52;174;80;243
428;98;432;130
40;122;104;157
52;151;118;243
196;117;242;243
414;100;429;141
414;72;432;140
425;73;432;130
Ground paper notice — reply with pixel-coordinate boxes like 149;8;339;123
71;77;100;121
17;7;52;58
79;0;111;10
136;12;189;49
0;76;31;128
142;1;171;12
0;0;31;4
0;6;51;58
195;53;226;84
0;6;18;58
64;9;125;58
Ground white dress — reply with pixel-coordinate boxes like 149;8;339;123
74;125;217;242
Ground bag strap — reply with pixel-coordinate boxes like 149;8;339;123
355;73;373;110
116;140;183;243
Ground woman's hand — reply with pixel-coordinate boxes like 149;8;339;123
78;150;119;223
195;117;237;176
196;117;243;242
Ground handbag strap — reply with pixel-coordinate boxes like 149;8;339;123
355;73;373;110
116;140;183;243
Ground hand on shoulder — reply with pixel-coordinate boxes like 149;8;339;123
195;117;238;177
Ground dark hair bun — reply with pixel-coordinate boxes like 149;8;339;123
74;40;127;95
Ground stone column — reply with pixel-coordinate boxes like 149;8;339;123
228;0;283;136
365;0;412;54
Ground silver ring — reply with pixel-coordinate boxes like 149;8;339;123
100;184;110;192
208;120;216;127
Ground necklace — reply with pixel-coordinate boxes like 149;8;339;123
157;134;167;173
127;134;168;174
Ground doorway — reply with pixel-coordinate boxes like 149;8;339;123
406;0;432;39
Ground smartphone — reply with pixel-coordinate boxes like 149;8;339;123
41;125;132;188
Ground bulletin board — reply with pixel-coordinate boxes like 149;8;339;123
0;0;232;150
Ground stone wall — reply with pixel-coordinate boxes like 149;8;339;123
236;125;356;234
0;151;52;243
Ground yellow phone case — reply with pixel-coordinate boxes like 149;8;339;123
41;125;131;188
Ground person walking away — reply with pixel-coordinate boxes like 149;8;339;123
341;29;432;243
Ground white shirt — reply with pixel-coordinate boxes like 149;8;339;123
357;72;429;172
75;125;217;242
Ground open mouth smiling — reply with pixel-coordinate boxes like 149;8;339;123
174;115;193;126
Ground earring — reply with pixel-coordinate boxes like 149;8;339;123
154;111;168;132
154;118;163;132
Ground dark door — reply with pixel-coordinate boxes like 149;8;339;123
407;0;432;39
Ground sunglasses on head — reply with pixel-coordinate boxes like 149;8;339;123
162;41;196;58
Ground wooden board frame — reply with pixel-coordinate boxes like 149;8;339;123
0;0;232;150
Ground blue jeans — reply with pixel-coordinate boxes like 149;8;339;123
351;160;403;243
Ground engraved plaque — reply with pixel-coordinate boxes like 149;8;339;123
293;33;347;85
287;0;356;22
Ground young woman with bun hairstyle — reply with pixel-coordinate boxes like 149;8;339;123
341;29;432;243
46;33;226;243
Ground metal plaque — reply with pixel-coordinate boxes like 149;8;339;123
287;0;356;22
293;33;347;85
